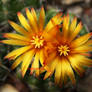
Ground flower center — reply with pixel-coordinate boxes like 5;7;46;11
58;45;70;56
31;35;44;48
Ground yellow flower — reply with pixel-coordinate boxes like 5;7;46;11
1;7;63;77
42;14;92;85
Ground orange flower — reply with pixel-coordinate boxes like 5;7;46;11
42;14;92;86
1;7;63;77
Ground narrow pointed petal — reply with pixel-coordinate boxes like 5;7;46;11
45;13;63;32
62;14;70;38
55;58;62;84
11;54;24;69
31;8;38;23
71;33;92;48
26;8;38;32
39;49;44;65
68;55;85;76
17;12;31;31
1;39;30;46
71;45;92;53
63;58;75;84
43;25;61;42
69;17;77;34
39;6;45;31
31;52;39;76
5;46;32;59
69;22;82;41
78;56;92;67
3;33;30;41
85;40;92;46
44;57;58;80
8;20;29;36
21;50;35;77
44;70;52;80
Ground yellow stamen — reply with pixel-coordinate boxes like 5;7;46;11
31;35;44;48
58;45;70;56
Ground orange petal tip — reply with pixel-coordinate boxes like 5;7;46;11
41;5;44;9
8;20;11;23
0;41;3;43
25;8;28;12
74;16;77;20
89;32;92;36
67;13;69;17
31;7;34;11
57;12;62;17
17;12;21;16
2;34;6;38
4;56;8;59
21;71;25;78
79;21;82;25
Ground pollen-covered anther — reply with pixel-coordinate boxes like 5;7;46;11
58;45;70;56
31;35;44;48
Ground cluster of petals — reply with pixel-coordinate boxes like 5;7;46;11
1;7;92;86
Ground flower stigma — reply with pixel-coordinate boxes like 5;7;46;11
58;45;70;56
31;35;44;48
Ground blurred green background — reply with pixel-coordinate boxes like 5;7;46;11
0;0;92;92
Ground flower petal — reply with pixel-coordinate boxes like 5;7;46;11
44;57;58;80
71;33;92;48
21;49;35;77
60;57;75;84
69;17;77;34
3;33;30;41
69;22;82;41
55;58;62;84
45;13;63;32
71;45;92;53
31;52;39;76
68;55;85;76
62;14;70;38
8;20;29;36
11;54;24;69
5;46;32;59
17;12;32;31
39;49;44;65
31;8;38;24
26;8;38;32
1;39;30;46
39;6;45;31
43;25;61;42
